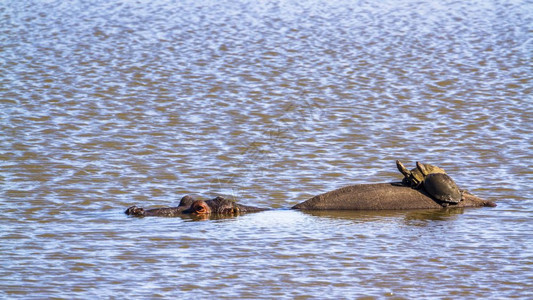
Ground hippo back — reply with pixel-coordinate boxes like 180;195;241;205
292;183;495;210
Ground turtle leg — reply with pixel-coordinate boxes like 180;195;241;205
459;189;468;202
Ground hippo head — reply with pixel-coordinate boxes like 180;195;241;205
183;196;241;215
125;195;264;217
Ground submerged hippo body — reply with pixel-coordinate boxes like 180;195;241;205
292;183;496;210
125;195;266;217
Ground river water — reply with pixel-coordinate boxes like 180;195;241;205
1;0;531;298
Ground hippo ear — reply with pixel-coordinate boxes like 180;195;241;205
179;195;195;207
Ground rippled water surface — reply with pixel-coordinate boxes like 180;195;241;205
1;0;532;298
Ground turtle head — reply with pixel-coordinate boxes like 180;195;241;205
417;161;447;177
396;160;411;177
397;160;420;187
416;161;429;176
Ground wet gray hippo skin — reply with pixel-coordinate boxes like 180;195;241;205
292;183;496;210
125;195;266;217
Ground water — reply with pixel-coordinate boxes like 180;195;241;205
1;0;531;298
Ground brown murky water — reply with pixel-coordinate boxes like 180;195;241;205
1;0;531;298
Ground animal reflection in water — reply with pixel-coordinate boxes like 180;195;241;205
125;161;496;218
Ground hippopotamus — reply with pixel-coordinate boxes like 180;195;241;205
125;195;266;217
292;182;496;210
125;183;495;218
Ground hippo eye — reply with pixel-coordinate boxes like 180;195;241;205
195;205;207;214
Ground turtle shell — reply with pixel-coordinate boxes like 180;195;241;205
422;173;462;203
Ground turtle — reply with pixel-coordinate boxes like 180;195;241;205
396;160;463;206
395;160;446;188
416;162;462;205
